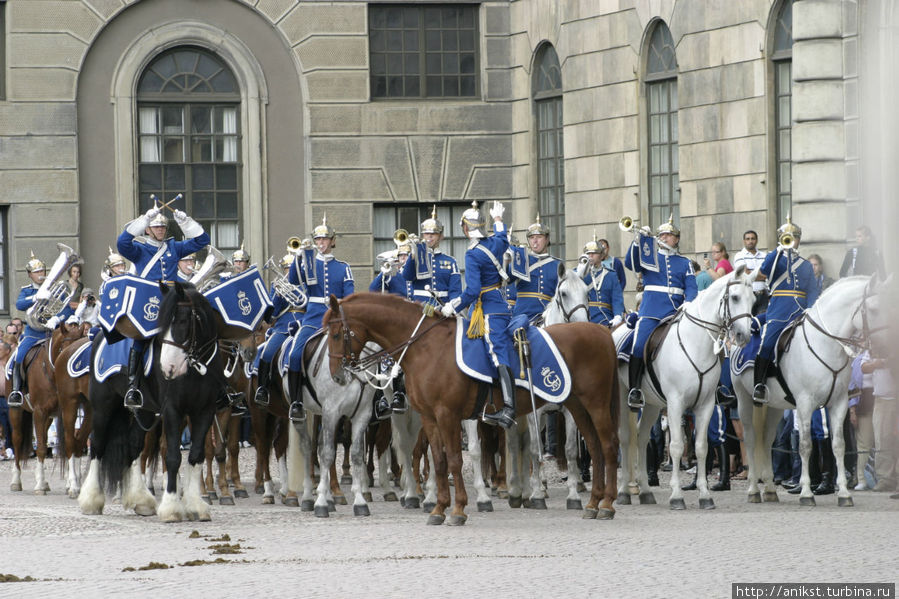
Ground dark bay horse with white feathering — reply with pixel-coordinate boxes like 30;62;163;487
323;293;620;525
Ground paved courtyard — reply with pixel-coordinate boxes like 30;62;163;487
1;450;896;598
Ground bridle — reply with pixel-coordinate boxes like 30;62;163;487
552;283;588;322
681;278;754;344
160;299;218;376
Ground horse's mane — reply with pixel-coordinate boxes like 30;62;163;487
326;292;452;330
158;281;215;334
810;275;869;310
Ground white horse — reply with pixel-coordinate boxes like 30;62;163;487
613;265;757;509
732;275;875;506
282;335;378;517
505;262;591;510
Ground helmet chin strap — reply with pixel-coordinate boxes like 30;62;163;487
658;239;677;252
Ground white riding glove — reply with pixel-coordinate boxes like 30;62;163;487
174;210;204;239
380;262;393;275
45;316;60;330
489;201;505;220
125;211;152;236
611;314;623;327
440;303;456;318
145;206;160;220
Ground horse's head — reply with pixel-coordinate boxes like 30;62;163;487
544;262;590;326
157;281;219;380
50;320;86;362
701;263;756;346
324;294;369;385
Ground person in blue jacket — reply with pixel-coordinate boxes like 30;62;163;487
116;204;210;409
580;237;624;327
369;248;410;417
624;216;698;410
507;214;560;331
286;216;354;422
402;206;461;308
440;201;515;429
752;217;818;404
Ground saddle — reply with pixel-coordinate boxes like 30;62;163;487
643;314;678;402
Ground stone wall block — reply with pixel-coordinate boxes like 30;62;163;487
466;167;513;200
295;37;368;70
13;203;79;236
792;0;843;41
8;33;87;69
11;1;103;42
310;203;371;235
485;3;510;35
309;105;363;134
792;40;843;81
84;0;125;21
0;136;76;169
409;137;448;201
281;4;366;44
792;161;846;201
443;136;512;199
0;103;77;136
0;170;78;203
306;71;369;103
792;121;845;162
310;170;393;201
7;68;77;101
255;0;299;23
792;80;844;121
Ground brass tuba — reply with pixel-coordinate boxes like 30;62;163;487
262;257;307;309
189;246;233;293
26;243;83;331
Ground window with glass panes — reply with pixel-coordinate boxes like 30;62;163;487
772;0;793;222
369;4;478;99
373;203;472;273
646;23;679;230
533;44;565;258
136;47;241;252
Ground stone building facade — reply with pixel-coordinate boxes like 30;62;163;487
0;0;894;314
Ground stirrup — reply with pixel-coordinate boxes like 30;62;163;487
253;386;270;407
123;387;144;410
391;392;408;414
229;393;248;416
626;388;645;411
482;408;515;430
7;390;24;408
288;401;306;423
752;384;769;406
374;397;392;421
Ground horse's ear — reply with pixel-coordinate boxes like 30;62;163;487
557;261;566;279
329;294;340;312
173;280;186;299
734;263;747;279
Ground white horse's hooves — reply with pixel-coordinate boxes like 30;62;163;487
747;492;762;503
353;504;371;517
262;496;275;505
698;497;715;510
160;513;183;523
799;496;816;506
476;501;494;512
763;491;779;502
566;498;583;510
314;505;330;518
638;492;656;505
838;496;854;507
669;498;686;510
134;505;156;517
34;489;48;496
10;483;22;492
616;492;631;505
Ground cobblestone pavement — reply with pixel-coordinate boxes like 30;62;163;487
1;450;896;599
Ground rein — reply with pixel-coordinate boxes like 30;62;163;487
552;292;588;323
160;299;219;376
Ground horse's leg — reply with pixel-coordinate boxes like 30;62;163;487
666;402;689;510
255;414;275;503
563;409;583;509
692;400;716;509
615;387;634;503
122;458;157;516
495;428;508;498
794;405;816;505
504;420;523;507
350;407;373;516
61;398;78;498
228;414;247;497
203;423;216;500
525;412;546;507
441;414;467;526
216;415;235;505
465;420;492;511
829;400;852;506
761;408;783;501
421;416;449;524
290;419;315;510
183;404;214;522
158;410;188;523
392;411;420;508
78;458;105;514
32;409;50;495
742;397;763;501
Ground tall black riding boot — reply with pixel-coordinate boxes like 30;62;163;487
813;439;836;495
710;443;730;491
287;369;306;423
682;450;712;491
391;373;408;414
646;438;660;487
123;347;144;409
483;365;516;429
7;363;24;407
627;357;645;411
254;360;271;406
373;390;391;421
752;356;771;405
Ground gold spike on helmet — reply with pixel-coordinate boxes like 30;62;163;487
232;242;250;262
583;232;601;254
460;200;486;238
25;251;46;273
105;246;127;270
420;205;444;235
656;214;680;237
279;253;294;269
526;213;550;238
312;214;336;239
777;215;802;239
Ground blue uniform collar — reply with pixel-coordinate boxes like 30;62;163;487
316;252;335;262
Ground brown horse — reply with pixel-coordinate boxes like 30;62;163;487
53;334;93;498
323;293;620;525
9;323;85;495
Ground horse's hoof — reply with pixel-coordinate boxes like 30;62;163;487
527;498;547;510
799;496;816;507
496;489;509;500
341;475;352;485
314;505;330;518
763;492;779;503
147;486;156;496
383;491;398;502
255;484;265;494
635;492;654;505
476;501;494;512
596;508;615;520
426;514;445;525
448;514;467;526
327;500;336;512
669;498;686;510
10;483;22;492
838;496;854;507
616;492;631;505
404;496;420;510
334;495;347;506
284;496;300;508
748;492;762;504
34;489;48;496
361;492;373;503
627;483;640;495
581;507;598;519
422;501;436;512
202;496;212;505
353;504;371;517
134;505;156;517
219;496;235;506
207;491;218;501
41;482;50;492
234;489;249;499
262;496;274;505
566;498;583;510
508;496;522;508
699;497;715;510
68;490;79;500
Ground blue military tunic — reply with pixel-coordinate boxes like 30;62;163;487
508;251;560;330
450;223;512;368
402;248;461;306
287;252;354;370
14;284;56;365
259;283;304;365
757;249;818;362
116;230;210;283
583;265;625;326
369;271;408;297
625;234;698;358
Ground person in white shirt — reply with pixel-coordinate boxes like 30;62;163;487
731;229;767;313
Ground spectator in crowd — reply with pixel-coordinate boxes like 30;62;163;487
849;351;876;490
0;341;12;459
11;318;24;336
807;253;834;295
702;242;734;282
863;354;897;492
3;333;18;350
5;322;19;340
839;225;885;279
694;259;712;291
66;264;84;310
732;229;768;313
597;238;627;290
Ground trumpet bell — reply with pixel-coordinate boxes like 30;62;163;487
779;233;796;249
287;236;303;255
618;216;634;233
393;228;409;247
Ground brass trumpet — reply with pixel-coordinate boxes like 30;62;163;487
287;236;302;255
779;232;797;250
619;216;634;232
393;228;409;246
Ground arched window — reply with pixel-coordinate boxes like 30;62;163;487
137;47;241;251
771;0;793;222
533;44;565;257
645;22;679;230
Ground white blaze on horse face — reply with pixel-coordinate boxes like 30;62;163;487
159;327;189;379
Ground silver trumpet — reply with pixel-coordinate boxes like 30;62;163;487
26;243;83;331
263;257;307;309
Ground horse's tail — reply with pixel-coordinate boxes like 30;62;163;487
98;407;134;495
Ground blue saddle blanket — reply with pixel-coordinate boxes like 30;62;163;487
98;274;163;338
204;266;273;333
89;337;154;383
455;319;571;403
731;334;762;376
66;341;93;378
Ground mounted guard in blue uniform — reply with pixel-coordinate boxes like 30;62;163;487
440;201;516;429
624;215;698;409
401;206;461;308
752;217;818;404
254;247;307;407
580;235;625;327
507;214;560;331
115;202;210;409
286;216;354;423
